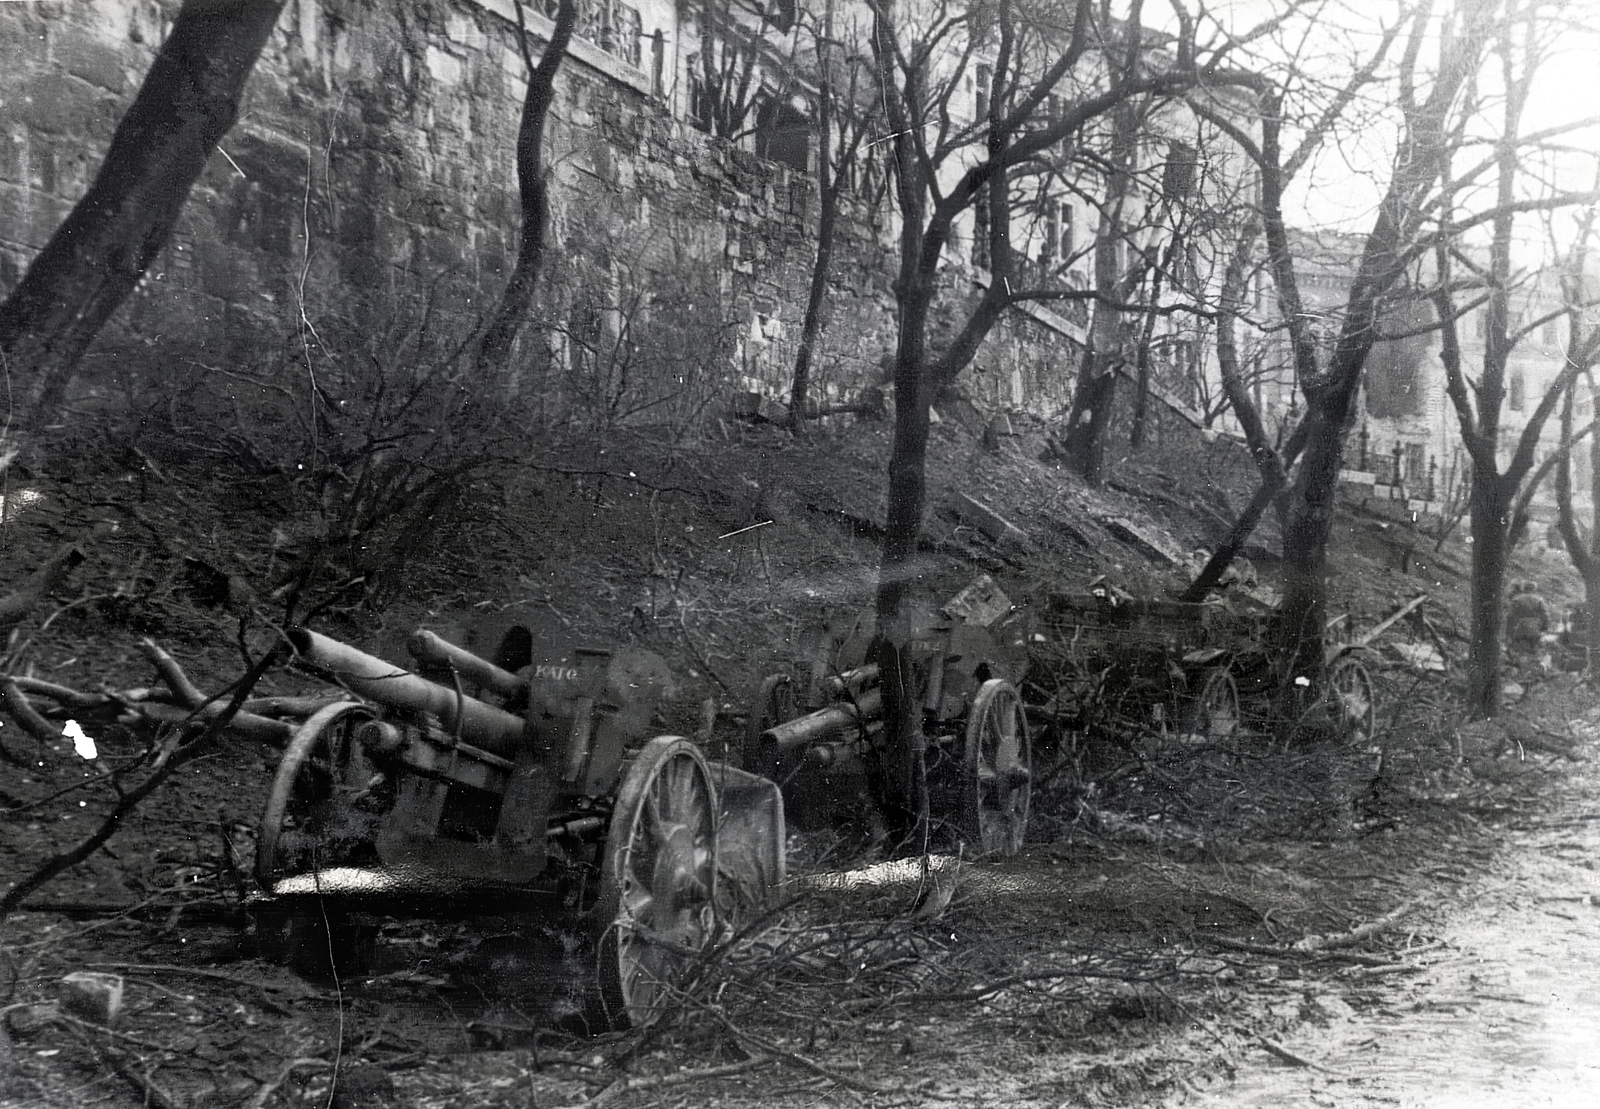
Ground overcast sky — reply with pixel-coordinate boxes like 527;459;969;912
1151;0;1600;243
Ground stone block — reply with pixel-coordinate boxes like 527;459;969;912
1100;517;1183;565
61;971;123;1026
425;44;462;85
731;390;788;424
943;573;1013;628
53;34;127;93
955;492;1026;546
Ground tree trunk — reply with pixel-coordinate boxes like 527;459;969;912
1553;379;1599;675
788;179;840;430
474;0;577;377
0;0;287;432
1059;96;1137;485
1268;0;1495;697
1465;471;1511;718
872;266;935;847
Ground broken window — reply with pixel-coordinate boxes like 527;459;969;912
1162;140;1198;203
614;4;641;67
1404;442;1425;482
576;0;641;69
766;0;796;33
688;66;713;132
754;96;810;172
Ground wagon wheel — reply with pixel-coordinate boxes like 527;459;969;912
254;702;382;977
1327;654;1377;746
961;679;1031;857
743;673;797;783
255;701;382;889
1176;668;1241;751
594;736;719;1029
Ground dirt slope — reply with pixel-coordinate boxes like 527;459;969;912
1;410;1591;1108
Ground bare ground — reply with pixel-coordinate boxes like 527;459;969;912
1;413;1593;1108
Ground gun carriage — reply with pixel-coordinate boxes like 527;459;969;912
745;592;1034;857
1026;587;1376;751
253;623;784;1029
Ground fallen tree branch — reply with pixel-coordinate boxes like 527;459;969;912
137;637;292;743
573;1057;773;1108
0;645;283;922
1251;1031;1347;1075
1206;933;1441;967
89;961;322;997
1292;901;1416;953
1;676;60;748
9;674;158;709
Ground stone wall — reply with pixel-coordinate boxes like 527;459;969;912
0;0;1091;427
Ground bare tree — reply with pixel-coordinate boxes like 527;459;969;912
1196;10;1405;516
863;0;1257;840
788;0;878;428
690;0;797;140
1428;3;1600;717
0;0;287;435
1250;0;1501;693
1549;172;1600;672
473;0;579;377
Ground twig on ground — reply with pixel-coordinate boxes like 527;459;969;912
569;1057;773;1108
0;646;282;922
690;994;894;1095
63;1020;186;1109
247;1057;332;1109
1250;1031;1348;1075
1292;900;1415;952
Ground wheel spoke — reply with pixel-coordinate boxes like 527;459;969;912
597;738;720;1028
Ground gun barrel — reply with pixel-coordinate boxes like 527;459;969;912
407;629;524;699
761;686;883;749
287;627;526;756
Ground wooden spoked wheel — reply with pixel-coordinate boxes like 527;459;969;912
254;702;382;977
255;701;381;889
1328;654;1377;746
743;673;797;782
1177;668;1241;750
594;736;719;1029
962;679;1031;857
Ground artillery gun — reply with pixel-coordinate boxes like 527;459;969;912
746;581;1033;856
253;623;784;1029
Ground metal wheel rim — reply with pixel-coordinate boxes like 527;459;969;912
743;673;796;781
963;679;1030;857
1180;668;1241;749
596;736;718;1028
255;701;376;889
1329;655;1376;745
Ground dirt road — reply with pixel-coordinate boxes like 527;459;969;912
1173;737;1600;1109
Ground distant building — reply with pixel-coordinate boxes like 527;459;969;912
1243;228;1579;521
